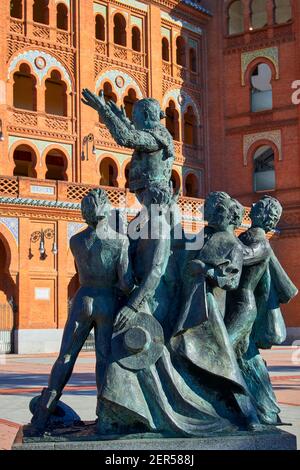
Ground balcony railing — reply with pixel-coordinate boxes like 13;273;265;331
95;39;107;56
32;22;50;40
0;176;252;232
174;64;187;81
8;108;74;135
110;43;146;68
225;22;293;50
9;18;72;46
57;29;70;46
173;141;203;165
162;60;172;76
183;144;202;164
132;50;144;67
162;62;200;85
9;18;25;35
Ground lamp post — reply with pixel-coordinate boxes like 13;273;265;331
29;228;58;260
81;133;96;161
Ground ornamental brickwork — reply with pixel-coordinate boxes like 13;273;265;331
0;0;299;353
0;0;211;353
203;0;300;332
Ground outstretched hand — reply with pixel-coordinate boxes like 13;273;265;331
107;101;133;128
81;88;106;113
107;100;125;119
114;306;137;332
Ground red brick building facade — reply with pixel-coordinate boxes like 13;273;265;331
204;0;300;340
0;0;299;353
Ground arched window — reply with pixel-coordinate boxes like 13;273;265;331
165;100;179;141
13;64;37;111
10;0;23;19
162;37;170;62
13;145;37;178
184;106;197;146
176;36;186;66
274;0;292;24
100;158;118;187
98;82;117;124
124;88;138;121
114;13;126;46
228;0;244;35
132;27;141;52
95;14;105;41
102;82;117;104
33;0;49;25
57;3;68;31
251;63;273;112
250;0;268;30
253;145;275;192
185;173;198;198
45;70;67;116
171;170;181;193
124;162;130;189
189;48;197;73
45;149;67;181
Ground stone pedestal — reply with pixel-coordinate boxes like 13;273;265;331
13;422;297;450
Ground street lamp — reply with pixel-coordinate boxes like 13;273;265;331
29;228;58;260
81;133;96;161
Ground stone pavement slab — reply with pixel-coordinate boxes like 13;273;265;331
0;347;299;450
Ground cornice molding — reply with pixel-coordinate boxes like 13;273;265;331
225;118;298;136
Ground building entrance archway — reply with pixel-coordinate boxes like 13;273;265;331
0;236;16;354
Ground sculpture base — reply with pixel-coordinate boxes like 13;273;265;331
13;422;297;450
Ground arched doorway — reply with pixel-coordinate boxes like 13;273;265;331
132;26;141;52
184;106;198;146
10;0;23;19
95;14;105;40
33;0;49;25
162;37;170;62
13;63;37;111
176;36;186;66
124;162;131;188
45;149;68;181
124;88;138;121
185;173;199;197
166;100;179;141
171;170;181;193
114;13;126;46
45;70;68;116
13;144;37;178
100;157;118;187
0;236;16;354
189;48;197;73
57;3;68;31
99;82;117;124
102;81;117;104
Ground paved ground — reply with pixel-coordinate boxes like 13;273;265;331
0;346;299;450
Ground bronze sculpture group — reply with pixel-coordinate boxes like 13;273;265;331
29;91;298;439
